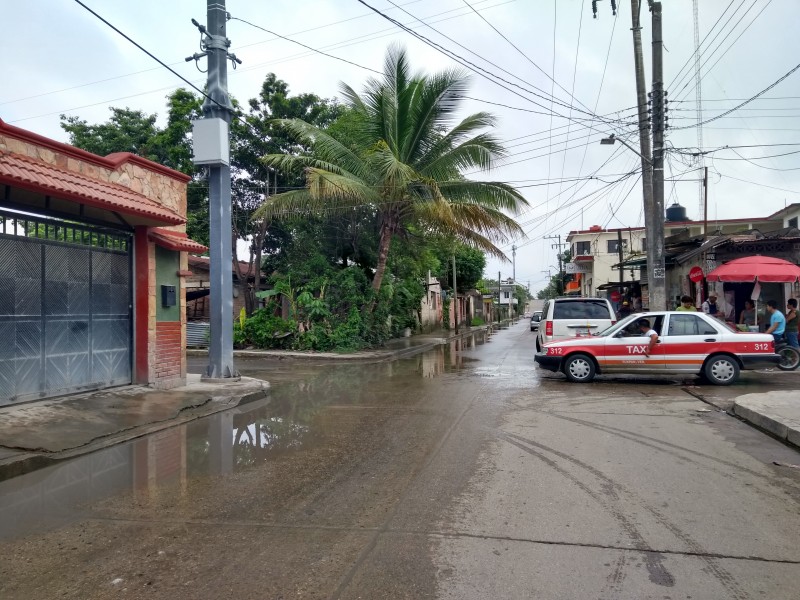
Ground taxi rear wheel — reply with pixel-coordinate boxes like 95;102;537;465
704;355;740;385
563;354;596;383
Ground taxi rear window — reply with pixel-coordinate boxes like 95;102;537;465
553;301;612;319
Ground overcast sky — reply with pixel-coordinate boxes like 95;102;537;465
2;0;799;293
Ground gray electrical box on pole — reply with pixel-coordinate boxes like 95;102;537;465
190;0;239;380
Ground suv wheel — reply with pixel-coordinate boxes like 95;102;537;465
535;338;541;353
563;354;596;383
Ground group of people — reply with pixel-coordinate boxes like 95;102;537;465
675;293;722;315
674;294;799;348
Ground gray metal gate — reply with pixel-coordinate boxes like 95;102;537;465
0;211;132;404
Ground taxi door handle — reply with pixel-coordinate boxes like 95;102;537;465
704;338;717;342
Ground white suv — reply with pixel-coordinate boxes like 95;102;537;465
535;297;616;352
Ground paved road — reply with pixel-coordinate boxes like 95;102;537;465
1;323;799;599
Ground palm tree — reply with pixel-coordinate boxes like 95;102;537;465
254;46;527;302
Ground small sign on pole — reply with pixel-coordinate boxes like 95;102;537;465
688;266;704;283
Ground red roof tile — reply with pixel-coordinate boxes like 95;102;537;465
0;151;184;226
149;228;208;254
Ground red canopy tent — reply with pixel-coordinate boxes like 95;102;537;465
706;256;800;283
705;256;800;328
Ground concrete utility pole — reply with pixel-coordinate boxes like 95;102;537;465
650;1;667;311
545;234;565;296
452;255;458;335
617;229;625;292
497;271;502;323
190;0;239;379
511;244;516;283
627;0;664;311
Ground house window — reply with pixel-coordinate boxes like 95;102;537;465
641;237;647;251
789;217;798;228
607;239;621;254
504;291;510;299
575;241;591;255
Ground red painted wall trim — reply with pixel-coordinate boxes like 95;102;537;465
134;226;150;383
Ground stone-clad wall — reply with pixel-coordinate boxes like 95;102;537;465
0;131;187;231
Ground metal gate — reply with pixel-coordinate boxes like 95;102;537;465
0;211;132;404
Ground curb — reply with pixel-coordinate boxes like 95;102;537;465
733;393;800;450
186;322;512;362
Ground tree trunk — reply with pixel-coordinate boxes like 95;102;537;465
372;221;393;294
367;219;394;313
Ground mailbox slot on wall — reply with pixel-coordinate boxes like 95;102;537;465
161;285;177;307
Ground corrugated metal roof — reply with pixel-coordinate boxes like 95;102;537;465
0;151;184;226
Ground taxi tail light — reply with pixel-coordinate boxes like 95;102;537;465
545;321;553;337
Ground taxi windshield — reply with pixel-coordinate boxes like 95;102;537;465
595;313;641;337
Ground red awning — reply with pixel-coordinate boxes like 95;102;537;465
706;255;800;283
149;228;208;253
0;151;184;226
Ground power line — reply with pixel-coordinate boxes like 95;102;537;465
668;0;751;96
671;61;800;130
460;0;595;116
70;0;229;115
355;0;628;131
230;17;384;74
674;0;773;105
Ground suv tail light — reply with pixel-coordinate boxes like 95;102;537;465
545;321;553;337
611;320;616;325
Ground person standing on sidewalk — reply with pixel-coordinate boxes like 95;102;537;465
701;294;718;316
739;299;757;328
676;295;697;311
786;299;799;348
765;300;787;345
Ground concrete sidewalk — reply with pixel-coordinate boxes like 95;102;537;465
734;392;800;450
0;374;269;481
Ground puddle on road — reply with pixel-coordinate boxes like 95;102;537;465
0;330;499;541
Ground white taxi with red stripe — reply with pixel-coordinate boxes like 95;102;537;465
534;311;780;385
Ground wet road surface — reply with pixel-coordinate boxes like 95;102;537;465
1;322;799;599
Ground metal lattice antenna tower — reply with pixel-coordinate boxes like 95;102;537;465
692;0;705;218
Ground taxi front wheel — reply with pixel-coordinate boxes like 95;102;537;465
704;355;740;385
563;354;596;383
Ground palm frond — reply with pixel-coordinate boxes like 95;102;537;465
270;118;372;182
438;180;529;213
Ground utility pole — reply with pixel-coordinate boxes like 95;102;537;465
512;244;516;283
702;166;709;241
617;229;625;293
545;234;565;295
650;1;667;310
497;271;502;323
452;255;458;335
190;0;240;379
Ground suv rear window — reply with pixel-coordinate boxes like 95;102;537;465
553;300;612;319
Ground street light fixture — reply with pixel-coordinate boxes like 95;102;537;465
600;134;652;164
599;133;665;311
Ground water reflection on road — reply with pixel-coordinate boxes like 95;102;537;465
0;330;495;541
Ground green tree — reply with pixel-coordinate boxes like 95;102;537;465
60;90;209;246
230;74;346;314
255;46;527;309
